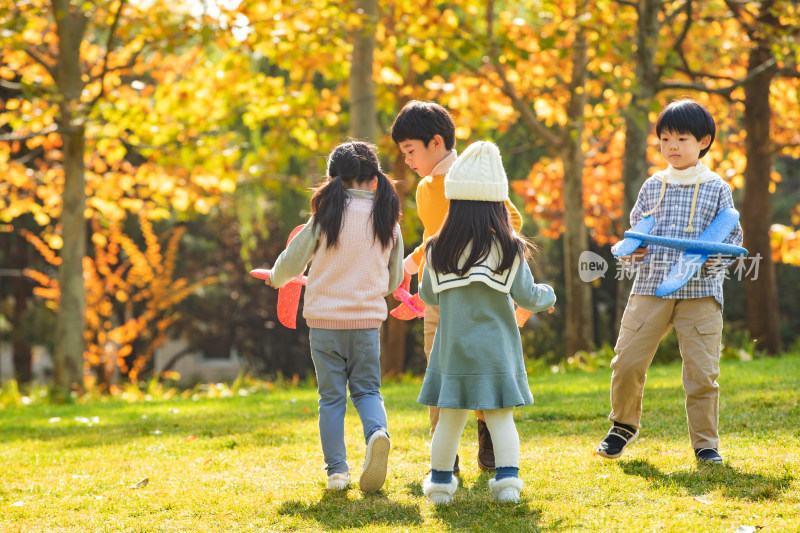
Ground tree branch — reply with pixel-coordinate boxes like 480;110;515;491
0;125;60;142
778;66;800;78
87;0;128;111
483;2;562;151
658;57;777;97
612;0;637;7
24;48;57;82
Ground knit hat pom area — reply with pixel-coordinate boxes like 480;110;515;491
444;141;509;202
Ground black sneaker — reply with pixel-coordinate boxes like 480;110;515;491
694;448;723;464
596;423;639;459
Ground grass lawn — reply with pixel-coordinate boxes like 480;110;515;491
1;355;799;532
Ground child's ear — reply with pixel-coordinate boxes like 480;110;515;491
430;134;445;152
699;134;712;149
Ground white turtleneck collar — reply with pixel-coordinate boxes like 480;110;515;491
430;149;457;177
652;162;721;186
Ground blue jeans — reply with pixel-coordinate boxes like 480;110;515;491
309;328;388;475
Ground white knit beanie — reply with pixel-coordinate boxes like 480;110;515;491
444;141;508;201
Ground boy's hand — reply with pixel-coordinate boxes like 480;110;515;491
403;255;419;275
621;247;648;262
262;271;275;288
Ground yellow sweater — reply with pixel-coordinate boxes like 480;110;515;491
408;150;524;271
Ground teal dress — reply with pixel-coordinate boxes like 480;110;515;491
417;257;556;410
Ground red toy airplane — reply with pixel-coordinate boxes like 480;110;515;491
250;224;307;329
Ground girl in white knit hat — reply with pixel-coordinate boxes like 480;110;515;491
418;140;556;504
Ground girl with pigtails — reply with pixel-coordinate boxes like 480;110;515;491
262;141;404;493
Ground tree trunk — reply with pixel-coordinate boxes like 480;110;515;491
562;9;594;356
349;0;377;141
52;0;88;397
742;44;780;354
616;0;660;331
12;232;33;383
381;156;410;376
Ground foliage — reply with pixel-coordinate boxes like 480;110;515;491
20;214;216;387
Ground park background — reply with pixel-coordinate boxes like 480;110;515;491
1;0;799;394
2;2;800;532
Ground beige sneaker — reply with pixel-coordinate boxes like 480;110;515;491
326;472;350;490
359;429;390;493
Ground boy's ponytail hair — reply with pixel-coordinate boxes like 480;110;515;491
311;141;400;249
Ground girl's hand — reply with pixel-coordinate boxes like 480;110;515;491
263;271;275;288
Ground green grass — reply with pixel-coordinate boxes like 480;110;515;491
1;356;799;532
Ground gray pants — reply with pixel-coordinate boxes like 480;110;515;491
309;328;388;475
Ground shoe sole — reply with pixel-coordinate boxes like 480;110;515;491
360;434;390;493
477;457;495;472
596;430;638;459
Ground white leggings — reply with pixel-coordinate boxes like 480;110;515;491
431;407;519;471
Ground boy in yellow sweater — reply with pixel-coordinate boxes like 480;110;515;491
391;100;524;472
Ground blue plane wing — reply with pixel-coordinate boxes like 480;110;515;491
655;252;709;296
654;207;747;296
613;216;656;257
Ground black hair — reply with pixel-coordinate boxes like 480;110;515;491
655;99;716;158
390;100;456;150
311;141;400;249
426;200;533;276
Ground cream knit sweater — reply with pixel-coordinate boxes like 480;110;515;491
269;190;404;329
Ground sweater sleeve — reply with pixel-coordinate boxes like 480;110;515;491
509;260;556;313
506;198;523;233
418;266;439;306
269;220;318;288
386;224;405;295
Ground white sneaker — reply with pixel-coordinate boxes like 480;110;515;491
326;472;350;490
359;429;390;493
489;476;523;503
423;473;459;505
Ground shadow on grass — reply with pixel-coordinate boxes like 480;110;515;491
619;459;793;500
405;473;563;533
277;490;423;530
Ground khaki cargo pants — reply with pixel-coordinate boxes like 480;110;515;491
609;294;723;449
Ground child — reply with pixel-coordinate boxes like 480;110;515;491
596;99;743;464
391;100;525;472
262;141;404;492
417;141;556;504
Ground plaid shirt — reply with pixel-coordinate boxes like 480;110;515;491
627;175;743;307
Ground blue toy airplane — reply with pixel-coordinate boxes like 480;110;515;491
613;207;748;296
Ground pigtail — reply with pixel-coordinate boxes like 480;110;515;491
311;175;348;249
371;170;400;249
314;140;399;250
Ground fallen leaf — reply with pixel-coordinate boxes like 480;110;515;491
694;497;712;504
735;527;757;533
129;477;149;489
10;501;24;507
185;435;197;442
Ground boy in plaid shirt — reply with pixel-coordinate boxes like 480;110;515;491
596;100;743;464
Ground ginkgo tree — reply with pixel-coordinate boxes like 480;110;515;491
0;0;238;394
